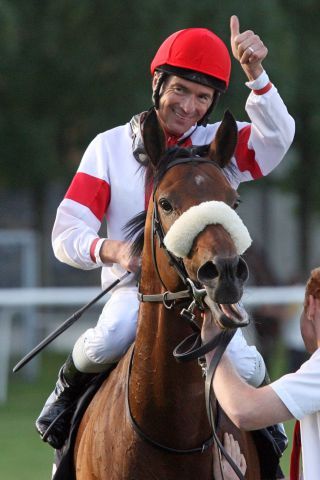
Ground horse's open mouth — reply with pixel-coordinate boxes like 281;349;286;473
203;295;249;328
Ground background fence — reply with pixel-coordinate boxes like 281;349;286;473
0;284;306;403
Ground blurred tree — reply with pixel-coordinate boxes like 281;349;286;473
0;1;283;205
0;0;152;229
274;1;320;274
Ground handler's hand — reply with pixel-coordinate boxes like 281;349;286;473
213;432;247;480
201;307;222;344
230;15;268;81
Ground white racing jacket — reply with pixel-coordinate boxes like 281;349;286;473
52;72;295;289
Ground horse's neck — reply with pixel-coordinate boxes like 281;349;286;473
129;263;211;446
134;251;190;368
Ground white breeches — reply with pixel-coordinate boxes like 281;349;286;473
72;287;265;385
72;288;139;372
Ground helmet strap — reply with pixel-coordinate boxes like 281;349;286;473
152;71;168;110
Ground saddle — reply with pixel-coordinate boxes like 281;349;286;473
251;426;287;479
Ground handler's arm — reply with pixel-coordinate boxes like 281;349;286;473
212;353;293;430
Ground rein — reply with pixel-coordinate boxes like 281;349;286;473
126;323;246;479
126;347;215;455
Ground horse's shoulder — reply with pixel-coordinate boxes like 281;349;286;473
89;345;133;408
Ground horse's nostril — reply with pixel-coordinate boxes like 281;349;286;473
237;257;249;282
198;257;249;287
197;261;219;285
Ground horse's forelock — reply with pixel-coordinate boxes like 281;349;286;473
127;146;236;258
152;146;238;194
144;143;236;192
152;147;191;186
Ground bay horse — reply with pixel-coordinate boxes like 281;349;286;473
73;109;262;479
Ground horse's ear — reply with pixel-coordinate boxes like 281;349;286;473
142;109;166;167
208;110;238;168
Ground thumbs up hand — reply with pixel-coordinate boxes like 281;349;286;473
230;15;268;81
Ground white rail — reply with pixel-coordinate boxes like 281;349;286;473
0;285;306;403
243;285;305;306
0;287;103;307
0;285;305;307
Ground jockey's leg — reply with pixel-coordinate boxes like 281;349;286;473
35;289;139;449
78;290;139;366
35;354;97;449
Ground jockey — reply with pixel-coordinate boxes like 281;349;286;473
36;16;295;451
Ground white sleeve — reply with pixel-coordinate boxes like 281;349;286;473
52;200;104;270
52;134;110;270
246;78;295;175
226;329;266;387
228;71;295;187
270;349;320;419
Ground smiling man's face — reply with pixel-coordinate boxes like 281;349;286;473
154;75;214;137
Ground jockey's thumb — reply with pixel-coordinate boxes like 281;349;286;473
230;15;240;42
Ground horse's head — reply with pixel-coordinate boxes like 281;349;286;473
142;109;251;328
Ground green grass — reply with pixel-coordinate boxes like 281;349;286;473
280;419;294;478
270;339;295;479
0;349;293;479
0;353;65;480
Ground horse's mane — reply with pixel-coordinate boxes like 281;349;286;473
123;210;147;258
123;144;237;257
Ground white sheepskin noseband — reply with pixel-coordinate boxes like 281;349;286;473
163;201;252;258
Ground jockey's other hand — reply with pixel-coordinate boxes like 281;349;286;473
230;14;268;81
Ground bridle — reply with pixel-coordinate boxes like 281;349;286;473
128;155;246;479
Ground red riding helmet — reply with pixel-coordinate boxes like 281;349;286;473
150;28;231;93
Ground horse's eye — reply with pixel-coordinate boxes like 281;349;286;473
233;198;242;210
159;198;173;213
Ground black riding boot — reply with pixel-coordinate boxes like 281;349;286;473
35;355;95;450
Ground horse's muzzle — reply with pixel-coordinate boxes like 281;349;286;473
197;256;249;304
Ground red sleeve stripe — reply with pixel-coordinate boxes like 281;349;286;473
65;172;110;221
235;126;263;179
90;238;100;263
253;82;272;95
